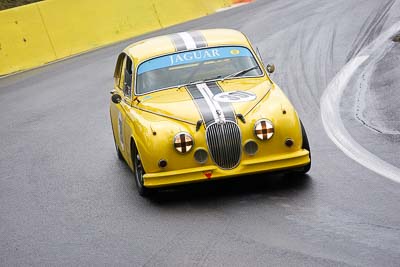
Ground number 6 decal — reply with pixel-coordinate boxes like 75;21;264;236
213;91;257;103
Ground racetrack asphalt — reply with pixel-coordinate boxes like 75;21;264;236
1;0;400;266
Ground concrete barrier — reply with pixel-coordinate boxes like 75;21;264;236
0;4;57;75
0;0;232;76
38;0;162;59
154;0;209;28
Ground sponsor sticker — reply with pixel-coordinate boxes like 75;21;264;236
142;95;152;101
137;46;252;75
204;171;213;179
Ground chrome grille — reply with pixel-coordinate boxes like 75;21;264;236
206;121;241;169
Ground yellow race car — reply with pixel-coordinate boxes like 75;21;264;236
109;29;311;196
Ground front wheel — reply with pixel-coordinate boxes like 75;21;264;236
131;141;152;197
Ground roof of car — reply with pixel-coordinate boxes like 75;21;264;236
125;29;251;63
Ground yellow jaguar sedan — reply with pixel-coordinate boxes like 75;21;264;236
109;29;311;196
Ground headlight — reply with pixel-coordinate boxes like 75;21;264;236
254;119;274;140
173;132;194;153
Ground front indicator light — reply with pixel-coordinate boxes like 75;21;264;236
158;159;168;168
254;119;274;140
173;132;194;153
285;138;294;147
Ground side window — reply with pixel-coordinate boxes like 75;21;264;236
123;57;133;98
118;57;127;90
114;53;126;91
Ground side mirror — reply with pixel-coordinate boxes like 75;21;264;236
266;64;275;74
111;93;122;104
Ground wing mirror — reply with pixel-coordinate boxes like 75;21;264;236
266;64;275;74
111;93;122;104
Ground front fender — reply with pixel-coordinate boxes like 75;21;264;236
241;84;303;161
126;107;202;173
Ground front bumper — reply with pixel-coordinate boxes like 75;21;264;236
143;149;310;188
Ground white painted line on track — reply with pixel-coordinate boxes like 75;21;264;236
320;22;400;183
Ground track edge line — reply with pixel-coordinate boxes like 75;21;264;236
320;22;400;183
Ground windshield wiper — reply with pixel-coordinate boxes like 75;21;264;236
178;75;222;89
177;65;258;90
189;75;223;85
222;66;260;81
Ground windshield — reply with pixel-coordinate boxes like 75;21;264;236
136;46;263;94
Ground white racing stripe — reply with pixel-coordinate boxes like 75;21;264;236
178;32;197;50
320;22;400;183
196;83;219;122
200;83;226;122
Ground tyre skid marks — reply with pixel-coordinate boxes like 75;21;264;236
346;0;395;61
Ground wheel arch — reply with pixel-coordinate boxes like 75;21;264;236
129;136;147;172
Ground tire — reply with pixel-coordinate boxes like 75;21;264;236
131;141;151;197
298;120;311;174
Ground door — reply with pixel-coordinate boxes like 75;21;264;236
110;53;134;159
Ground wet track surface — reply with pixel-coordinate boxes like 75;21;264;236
1;0;400;265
